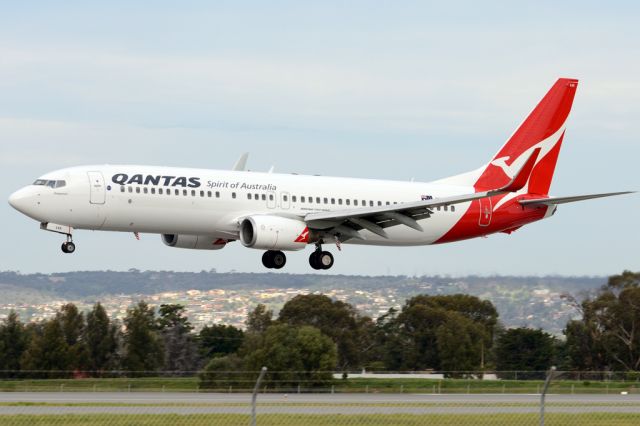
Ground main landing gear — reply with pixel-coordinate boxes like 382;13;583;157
262;250;286;269
309;245;334;270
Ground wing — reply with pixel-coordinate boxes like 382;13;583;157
519;191;634;206
304;148;542;239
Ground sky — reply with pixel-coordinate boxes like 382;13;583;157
1;1;638;276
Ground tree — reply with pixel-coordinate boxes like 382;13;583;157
389;294;498;371
436;312;485;376
0;311;28;377
21;318;71;378
243;324;337;387
84;303;119;374
157;304;198;372
278;294;371;370
246;304;272;333
199;324;244;359
199;355;246;389
58;303;89;371
564;271;640;371
495;328;556;379
122;301;164;374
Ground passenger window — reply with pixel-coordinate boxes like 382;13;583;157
269;194;274;201
151;188;156;194
331;198;335;205
261;194;266;201
191;190;196;196
143;187;148;194
232;192;236;199
338;199;342;205
254;193;259;200
301;196;306;203
347;199;351;206
247;193;252;200
283;195;288;202
451;205;456;212
200;190;204;197
444;205;448;211
128;187;133;193
159;188;163;195
207;191;212;197
216;191;220;198
308;196;312;203
292;196;297;202
316;197;321;203
135;187;141;194
369;201;373;207
120;186;125;193
182;189;187;196
437;206;441;211
175;189;179;195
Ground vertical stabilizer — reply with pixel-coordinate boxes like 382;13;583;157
474;78;578;195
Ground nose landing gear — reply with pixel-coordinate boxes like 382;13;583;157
61;234;75;254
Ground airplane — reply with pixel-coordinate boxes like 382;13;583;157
8;78;633;270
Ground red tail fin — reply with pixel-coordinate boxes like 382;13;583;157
474;78;578;195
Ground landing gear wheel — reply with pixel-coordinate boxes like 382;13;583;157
318;251;334;270
61;241;76;254
262;250;286;269
271;251;286;269
309;250;334;270
262;251;274;269
309;252;321;270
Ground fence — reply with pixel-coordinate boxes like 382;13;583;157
1;369;640;425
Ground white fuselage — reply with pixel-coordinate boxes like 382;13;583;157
9;165;474;247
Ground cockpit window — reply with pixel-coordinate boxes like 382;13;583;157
33;179;66;188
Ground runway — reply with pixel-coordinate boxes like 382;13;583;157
1;392;639;415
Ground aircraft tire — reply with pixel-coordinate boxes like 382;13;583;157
309;251;321;270
262;251;274;269
271;251;286;269
319;251;334;269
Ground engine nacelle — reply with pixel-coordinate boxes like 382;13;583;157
239;215;311;251
161;234;227;250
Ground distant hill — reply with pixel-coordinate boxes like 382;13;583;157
0;270;606;334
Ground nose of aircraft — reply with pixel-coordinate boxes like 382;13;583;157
8;187;35;216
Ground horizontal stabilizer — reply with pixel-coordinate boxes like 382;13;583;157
519;191;634;206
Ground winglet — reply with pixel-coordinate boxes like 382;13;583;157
232;153;249;171
493;148;541;193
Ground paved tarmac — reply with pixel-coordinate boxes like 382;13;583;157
0;392;639;415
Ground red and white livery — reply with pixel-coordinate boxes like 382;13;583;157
8;79;633;270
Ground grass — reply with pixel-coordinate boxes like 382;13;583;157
0;413;639;426
0;376;638;394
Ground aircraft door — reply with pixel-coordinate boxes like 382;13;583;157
88;171;106;204
267;191;276;209
281;191;290;210
479;197;492;226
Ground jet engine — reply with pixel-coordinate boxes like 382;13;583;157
161;234;227;250
239;215;312;251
